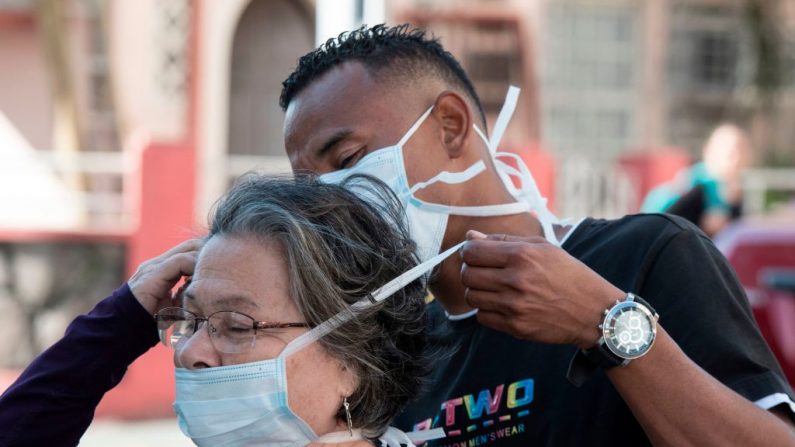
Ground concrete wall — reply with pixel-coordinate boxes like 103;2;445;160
0;24;53;149
109;0;189;143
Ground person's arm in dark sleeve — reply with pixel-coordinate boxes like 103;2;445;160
460;221;795;446
0;284;158;447
604;224;795;445
639;225;795;413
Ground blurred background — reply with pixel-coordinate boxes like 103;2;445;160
1;0;794;444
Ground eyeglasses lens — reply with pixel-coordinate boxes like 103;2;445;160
209;311;256;354
155;308;256;354
156;308;196;349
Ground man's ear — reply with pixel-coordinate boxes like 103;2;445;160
433;91;472;159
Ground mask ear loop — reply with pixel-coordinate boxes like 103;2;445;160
475;87;521;196
494;152;564;246
483;86;564;246
408;161;487;195
278;241;466;359
397;106;435;148
486;86;520;155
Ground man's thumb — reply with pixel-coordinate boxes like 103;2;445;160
466;230;488;240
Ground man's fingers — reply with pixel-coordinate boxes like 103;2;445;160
467;230;549;244
463;238;546;267
464;289;504;312
461;240;514;267
466;230;488;240
460;263;506;291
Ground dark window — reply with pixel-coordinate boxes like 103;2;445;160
692;32;738;87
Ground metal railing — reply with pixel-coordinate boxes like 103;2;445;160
556;155;639;219
743;168;795;215
15;150;131;230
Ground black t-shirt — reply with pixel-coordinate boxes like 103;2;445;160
394;214;794;446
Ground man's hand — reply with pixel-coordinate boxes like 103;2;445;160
128;239;203;315
460;230;623;348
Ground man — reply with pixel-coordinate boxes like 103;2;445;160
280;24;795;445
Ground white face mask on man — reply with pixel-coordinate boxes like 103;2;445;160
319;87;563;265
173;244;455;447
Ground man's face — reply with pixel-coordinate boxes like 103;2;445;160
282;62;452;191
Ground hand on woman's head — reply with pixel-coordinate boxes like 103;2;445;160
128;238;203;314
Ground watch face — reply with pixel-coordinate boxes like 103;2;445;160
603;302;656;359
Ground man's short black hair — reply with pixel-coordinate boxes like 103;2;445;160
280;23;486;127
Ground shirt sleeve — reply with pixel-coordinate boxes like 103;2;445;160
638;225;795;416
0;283;159;447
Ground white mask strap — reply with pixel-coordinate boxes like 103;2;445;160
410;199;531;217
397;106;435;148
487;86;520;154
493;153;563;245
280;240;466;359
472;86;520;155
408;161;486;195
406;87;520;197
365;240;463;304
473;125;489;147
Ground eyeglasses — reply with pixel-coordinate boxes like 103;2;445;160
154;307;309;354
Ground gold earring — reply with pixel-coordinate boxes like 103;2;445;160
343;396;353;436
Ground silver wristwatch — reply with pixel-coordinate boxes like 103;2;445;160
567;293;659;386
597;292;659;363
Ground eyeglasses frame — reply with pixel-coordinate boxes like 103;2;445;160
154;306;310;351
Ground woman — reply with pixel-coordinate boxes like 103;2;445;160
161;175;430;446
0;175;438;446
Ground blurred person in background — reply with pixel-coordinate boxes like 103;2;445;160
641;124;751;237
0;175;444;447
279;24;795;446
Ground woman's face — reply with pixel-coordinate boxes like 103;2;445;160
175;234;355;435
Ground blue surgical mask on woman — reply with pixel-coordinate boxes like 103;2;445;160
172;244;455;447
319;87;563;265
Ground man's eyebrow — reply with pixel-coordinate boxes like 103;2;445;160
317;129;354;156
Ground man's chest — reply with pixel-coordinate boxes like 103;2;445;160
395;327;641;446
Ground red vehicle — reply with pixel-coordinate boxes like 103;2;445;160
715;212;795;387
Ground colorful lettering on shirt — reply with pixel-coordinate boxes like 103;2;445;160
431;423;526;447
443;397;464;426
462;384;503;419
412;378;534;439
506;379;533;408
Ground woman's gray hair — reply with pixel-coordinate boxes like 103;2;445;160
207;173;427;436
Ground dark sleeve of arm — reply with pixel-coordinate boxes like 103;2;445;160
0;284;159;447
639;226;795;415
